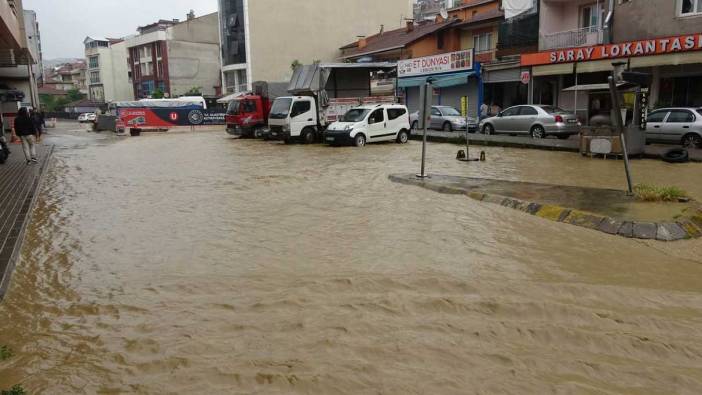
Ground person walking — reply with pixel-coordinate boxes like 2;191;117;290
30;108;43;142
480;101;489;120
13;107;38;164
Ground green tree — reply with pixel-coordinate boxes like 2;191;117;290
184;86;202;96
152;89;165;99
66;88;84;102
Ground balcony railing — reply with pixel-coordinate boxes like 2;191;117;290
540;26;604;51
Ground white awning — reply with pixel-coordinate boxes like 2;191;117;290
217;92;249;103
563;82;627;92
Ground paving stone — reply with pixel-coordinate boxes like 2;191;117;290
564;210;606;230
677;220;702;239
467;192;485;201
618;222;634;238
599;218;623;235
525;203;542;215
536;205;568;222
633;222;658;239
656;223;688;241
557;209;572;222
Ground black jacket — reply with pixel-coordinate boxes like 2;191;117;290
14;115;36;137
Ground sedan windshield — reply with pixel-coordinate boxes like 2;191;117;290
541;106;568;114
269;98;292;119
440;107;461;116
341;109;371;123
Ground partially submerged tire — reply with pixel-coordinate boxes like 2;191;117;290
682;133;702;148
530;125;546;139
443;122;452;132
396;129;409;144
302;128;315;144
483;124;494;135
661;147;689;163
354;134;366;147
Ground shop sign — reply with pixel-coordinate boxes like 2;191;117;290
398;49;474;77
460;96;467;116
520;71;531;85
521;33;702;66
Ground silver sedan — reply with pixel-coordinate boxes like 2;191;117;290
479;105;581;139
410;105;478;132
645;107;702;148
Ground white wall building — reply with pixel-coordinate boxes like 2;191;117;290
218;0;414;94
125;13;220;99
84;36;132;103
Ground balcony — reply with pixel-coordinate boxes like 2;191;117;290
539;26;604;51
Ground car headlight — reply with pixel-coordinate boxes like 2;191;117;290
344;125;354;132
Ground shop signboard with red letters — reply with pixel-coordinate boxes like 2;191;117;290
398;49;474;77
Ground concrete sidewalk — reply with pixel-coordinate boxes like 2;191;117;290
0;142;53;299
410;130;702;162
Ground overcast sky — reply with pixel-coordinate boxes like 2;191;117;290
24;0;219;59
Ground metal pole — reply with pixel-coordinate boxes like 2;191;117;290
608;76;634;195
417;81;432;178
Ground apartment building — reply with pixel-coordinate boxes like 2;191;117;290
126;12;220;99
519;0;702;123
0;0;39;113
218;0;414;94
84;37;131;102
44;61;87;93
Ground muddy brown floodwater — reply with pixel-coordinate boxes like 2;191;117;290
1;124;702;394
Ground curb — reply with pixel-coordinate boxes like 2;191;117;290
388;174;702;241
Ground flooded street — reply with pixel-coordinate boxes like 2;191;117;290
2;123;702;394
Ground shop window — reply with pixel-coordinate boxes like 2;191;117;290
680;0;702;15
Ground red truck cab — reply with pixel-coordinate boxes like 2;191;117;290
225;95;272;138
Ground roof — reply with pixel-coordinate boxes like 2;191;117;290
452;8;505;28
449;0;499;12
38;87;69;96
340;19;458;59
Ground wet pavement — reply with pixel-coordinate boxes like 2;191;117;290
1;121;702;394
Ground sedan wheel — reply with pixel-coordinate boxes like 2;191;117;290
682;134;702;148
483;124;494;135
531;125;546;139
443;122;452;132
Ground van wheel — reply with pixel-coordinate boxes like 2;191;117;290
682;133;702;148
302;128;316;144
354;134;366;147
396;129;409;144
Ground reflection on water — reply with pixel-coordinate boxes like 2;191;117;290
1;127;702;393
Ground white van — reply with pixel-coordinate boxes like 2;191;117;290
324;104;411;147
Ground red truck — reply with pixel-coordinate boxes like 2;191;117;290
225;93;272;138
225;82;286;138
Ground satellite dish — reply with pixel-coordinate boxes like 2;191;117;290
439;8;449;20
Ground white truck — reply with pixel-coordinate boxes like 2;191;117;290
268;63;398;144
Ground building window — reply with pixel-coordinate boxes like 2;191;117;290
90;71;100;84
580;3;603;30
680;0;702;15
473;33;492;53
88;56;99;69
157;61;164;77
156;43;162;58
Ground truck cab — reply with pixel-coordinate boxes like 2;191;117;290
226;95;271;138
268;96;319;144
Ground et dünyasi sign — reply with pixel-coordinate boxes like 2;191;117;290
398;49;474;77
521;33;702;66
